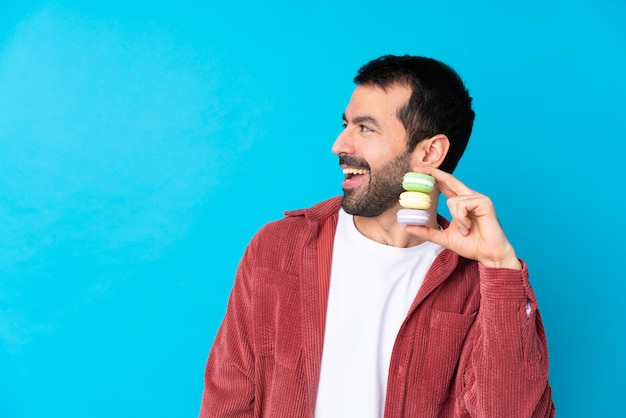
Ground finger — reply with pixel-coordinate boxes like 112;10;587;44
411;166;474;198
446;195;478;233
448;194;494;220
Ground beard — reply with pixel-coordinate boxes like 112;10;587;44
341;151;412;217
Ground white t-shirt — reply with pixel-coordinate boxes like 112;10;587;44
314;209;444;418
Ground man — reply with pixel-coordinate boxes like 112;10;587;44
200;55;555;417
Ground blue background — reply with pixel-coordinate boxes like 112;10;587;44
1;1;624;416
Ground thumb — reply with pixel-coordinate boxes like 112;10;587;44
405;225;448;248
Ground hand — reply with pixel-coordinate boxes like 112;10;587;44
406;167;522;270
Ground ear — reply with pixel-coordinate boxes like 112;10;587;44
410;134;450;168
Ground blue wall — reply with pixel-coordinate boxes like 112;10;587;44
1;1;624;416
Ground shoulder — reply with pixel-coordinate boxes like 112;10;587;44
246;196;341;257
254;196;341;241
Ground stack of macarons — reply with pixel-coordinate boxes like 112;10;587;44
397;172;435;225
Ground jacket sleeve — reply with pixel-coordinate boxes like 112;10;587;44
199;243;257;417
459;261;555;417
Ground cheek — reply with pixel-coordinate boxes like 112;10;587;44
366;146;404;169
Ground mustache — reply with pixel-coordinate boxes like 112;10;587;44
339;155;370;170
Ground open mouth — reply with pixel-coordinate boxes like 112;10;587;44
343;167;369;182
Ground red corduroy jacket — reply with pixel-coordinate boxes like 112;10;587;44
200;197;555;417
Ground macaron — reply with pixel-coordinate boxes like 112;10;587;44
397;172;434;226
398;191;431;210
402;172;435;193
397;209;429;226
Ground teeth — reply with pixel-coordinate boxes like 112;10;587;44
343;168;369;175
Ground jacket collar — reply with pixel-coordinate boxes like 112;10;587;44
284;196;343;223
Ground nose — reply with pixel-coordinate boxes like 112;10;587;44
331;127;354;156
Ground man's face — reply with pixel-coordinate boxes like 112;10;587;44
332;83;413;217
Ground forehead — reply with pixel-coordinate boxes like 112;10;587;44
344;83;411;121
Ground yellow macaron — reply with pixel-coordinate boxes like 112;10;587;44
399;191;431;210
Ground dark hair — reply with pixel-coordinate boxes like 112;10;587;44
354;55;475;173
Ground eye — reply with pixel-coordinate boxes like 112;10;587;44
360;124;374;133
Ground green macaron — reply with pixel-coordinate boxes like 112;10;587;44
402;172;435;193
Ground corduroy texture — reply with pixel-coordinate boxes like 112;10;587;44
200;197;555;417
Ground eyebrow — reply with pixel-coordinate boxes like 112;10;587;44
342;112;382;130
